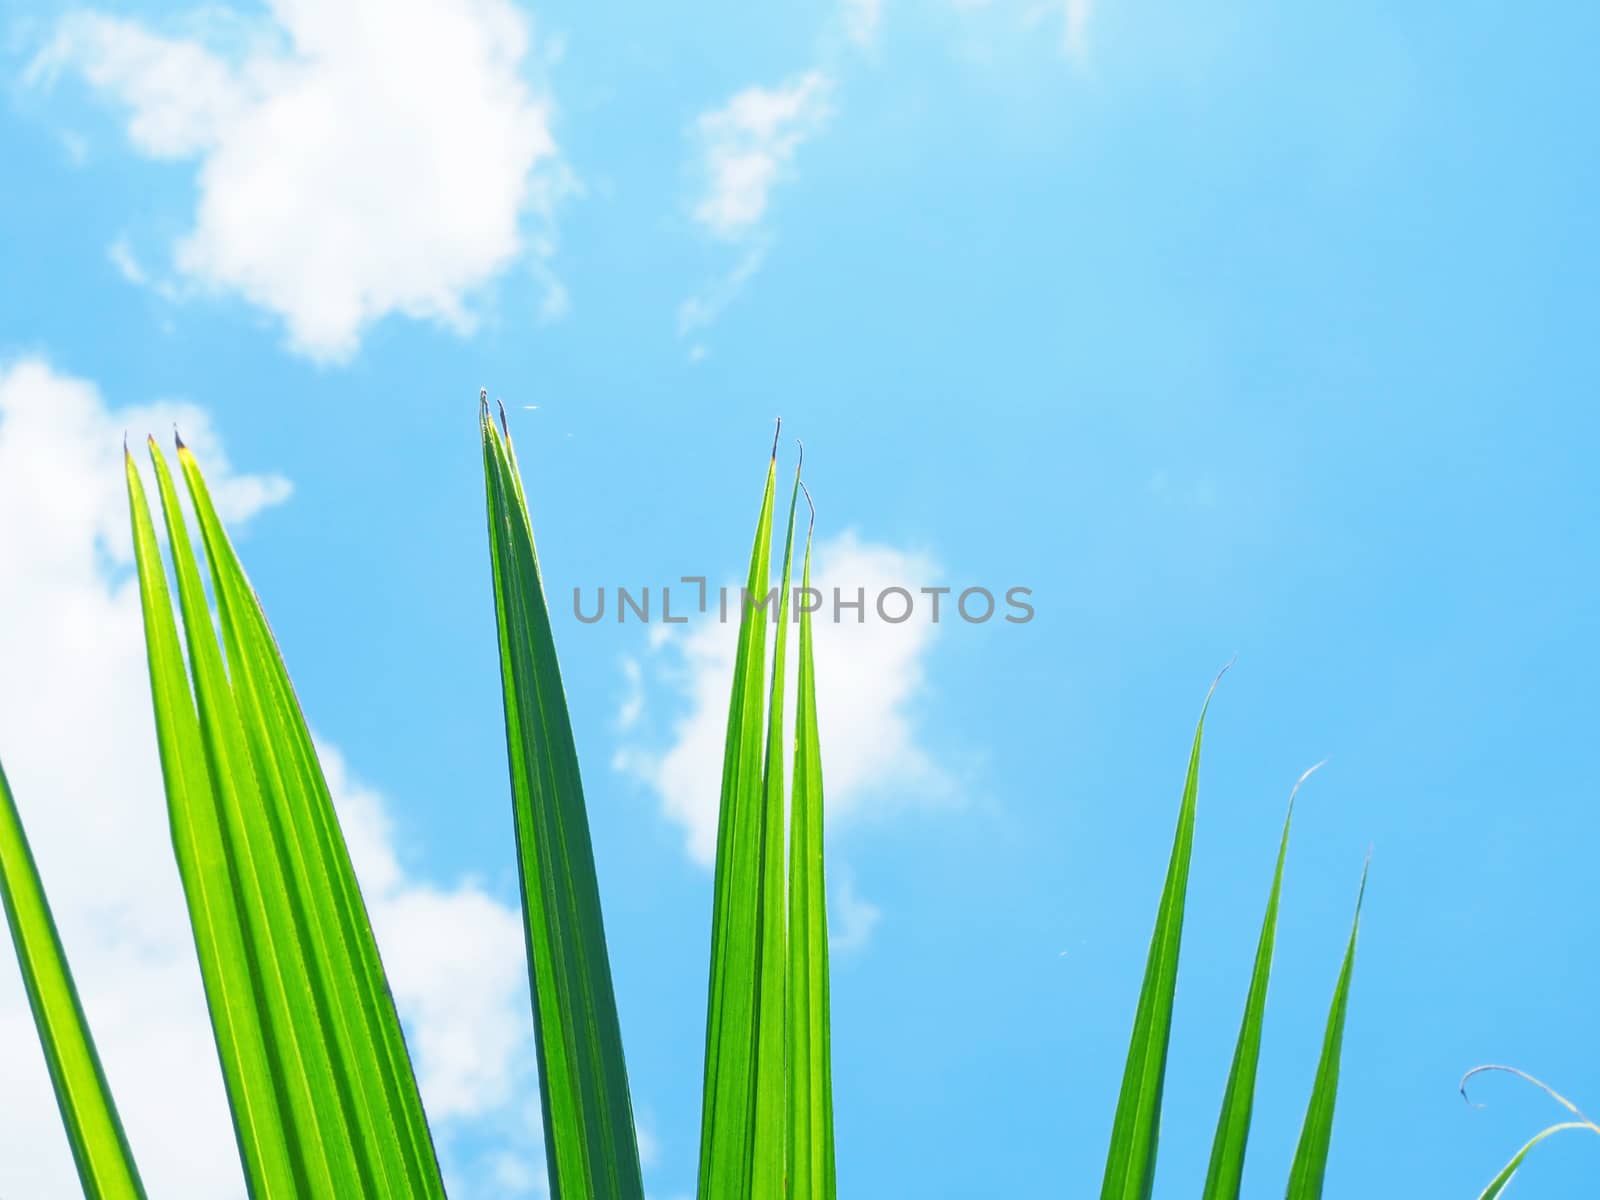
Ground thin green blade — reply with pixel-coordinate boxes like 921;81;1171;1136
0;755;145;1199
1202;763;1323;1200
174;437;446;1198
481;404;644;1200
1474;1123;1595;1200
130;437;446;1197
787;492;836;1199
1284;855;1370;1200
698;430;780;1200
749;458;801;1199
126;443;300;1196
1461;1067;1600;1200
1099;670;1226;1200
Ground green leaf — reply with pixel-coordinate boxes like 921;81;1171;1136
128;436;446;1198
1100;669;1226;1200
1474;1123;1595;1200
480;403;644;1200
1202;762;1324;1200
787;490;836;1199
0;755;145;1199
1461;1067;1600;1200
1284;854;1370;1200
698;432;781;1200
749;457;801;1199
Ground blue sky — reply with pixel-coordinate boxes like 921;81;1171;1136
1;0;1598;1196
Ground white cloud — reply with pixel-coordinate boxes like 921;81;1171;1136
1019;0;1095;61
617;657;645;731
842;0;884;48
32;0;571;361
676;243;767;336
678;71;832;337
1062;0;1093;61
0;359;537;1196
107;236;148;285
616;530;949;867
830;873;882;955
690;72;833;242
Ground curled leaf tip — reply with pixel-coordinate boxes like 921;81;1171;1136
1286;757;1329;813
1200;654;1238;717
771;416;782;459
800;479;816;536
1461;1066;1494;1109
1460;1065;1595;1124
795;437;804;475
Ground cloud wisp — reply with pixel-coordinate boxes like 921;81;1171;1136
678;71;833;339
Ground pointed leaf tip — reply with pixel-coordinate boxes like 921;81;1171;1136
771;416;782;459
1194;655;1237;726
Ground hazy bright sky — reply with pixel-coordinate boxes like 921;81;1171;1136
2;1;1598;1196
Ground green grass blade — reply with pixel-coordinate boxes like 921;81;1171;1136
1099;669;1227;1200
126;443;301;1196
1284;854;1370;1200
130;437;448;1196
481;405;644;1200
1461;1067;1600;1200
0;755;146;1199
174;438;446;1198
749;458;801;1199
698;431;780;1200
1202;762;1323;1200
787;493;836;1199
1474;1123;1596;1200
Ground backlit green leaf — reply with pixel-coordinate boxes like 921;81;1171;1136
699;431;780;1200
0;755;145;1199
749;457;800;1199
481;403;645;1200
1474;1123;1595;1200
787;491;836;1199
128;436;446;1197
1461;1067;1600;1200
1100;670;1226;1200
1284;855;1370;1200
1202;763;1324;1200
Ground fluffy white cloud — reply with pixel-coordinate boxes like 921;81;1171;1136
616;530;949;868
0;360;536;1196
690;72;833;242
32;0;570;361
